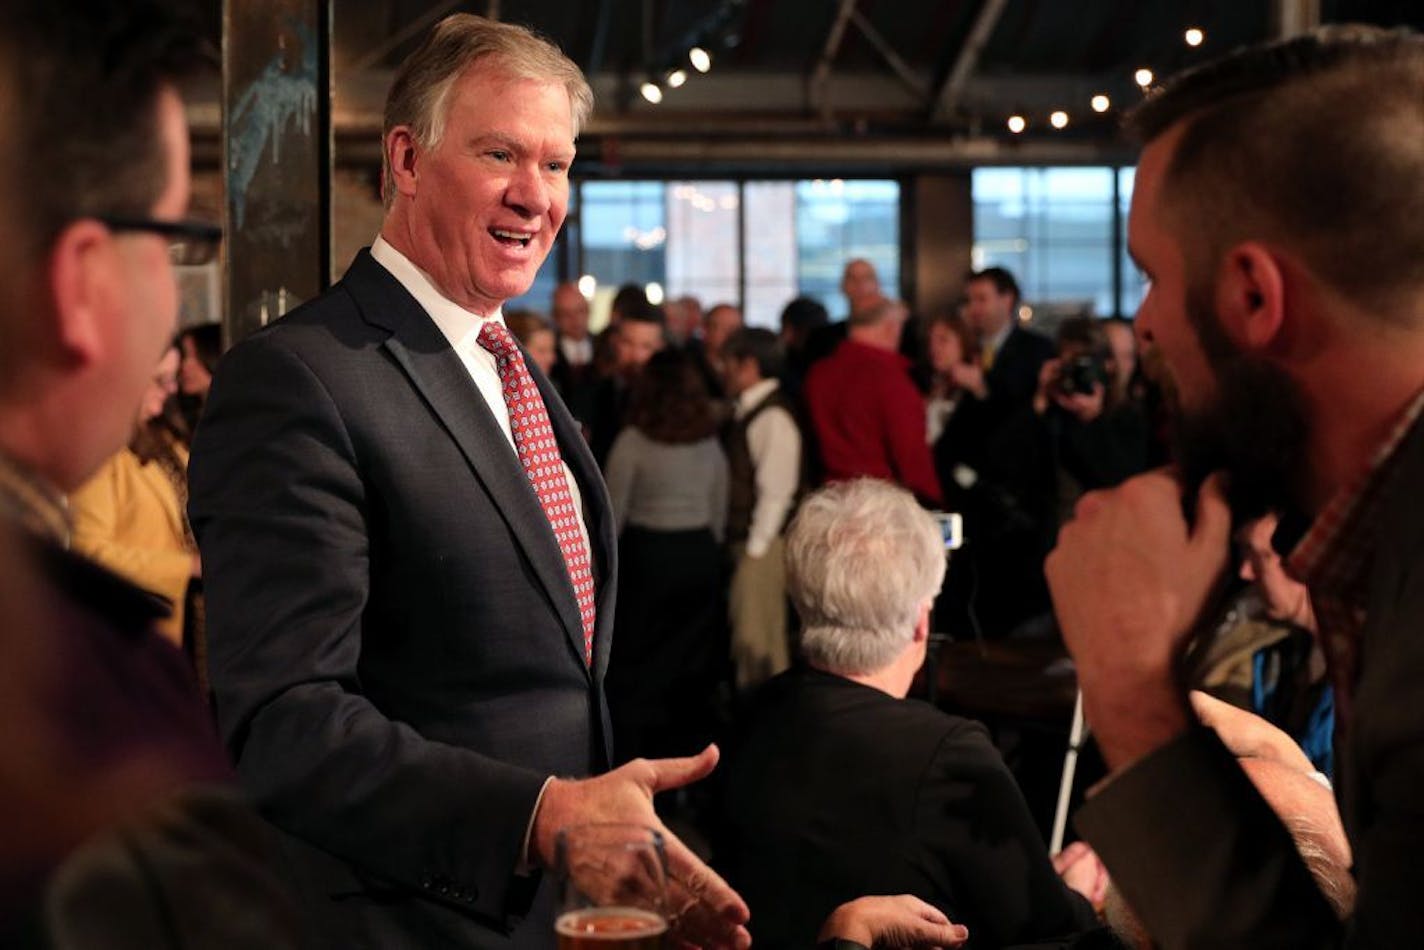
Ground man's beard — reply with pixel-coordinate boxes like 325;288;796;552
1169;282;1310;524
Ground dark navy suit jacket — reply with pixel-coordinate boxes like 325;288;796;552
190;249;617;948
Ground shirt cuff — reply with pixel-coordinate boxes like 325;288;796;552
518;775;555;874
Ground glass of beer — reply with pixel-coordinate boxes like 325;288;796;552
555;823;669;949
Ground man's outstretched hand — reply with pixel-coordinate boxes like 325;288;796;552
532;744;751;950
819;895;968;949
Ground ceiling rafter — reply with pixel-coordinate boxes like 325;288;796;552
930;0;1009;123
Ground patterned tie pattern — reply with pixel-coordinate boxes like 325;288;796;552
477;321;596;665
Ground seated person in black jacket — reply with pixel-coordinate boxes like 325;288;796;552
722;478;1103;950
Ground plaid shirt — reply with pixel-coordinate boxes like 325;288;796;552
0;450;69;546
1286;388;1424;733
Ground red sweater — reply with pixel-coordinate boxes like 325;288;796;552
804;339;943;505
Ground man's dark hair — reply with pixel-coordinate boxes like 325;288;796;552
724;328;785;381
610;283;651;322
4;0;208;261
1055;317;1112;361
779;296;829;335
967;267;1021;309
620;298;666;328
1127;25;1424;318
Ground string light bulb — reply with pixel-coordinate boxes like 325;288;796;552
1007;114;1026;133
1050;110;1069;129
689;46;712;73
1185;28;1205;47
1134;68;1154;88
666;68;687;88
1091;94;1110;113
640;81;663;104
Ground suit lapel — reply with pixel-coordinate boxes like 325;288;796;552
343;251;592;673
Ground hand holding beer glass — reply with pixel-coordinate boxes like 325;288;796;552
556;824;669;949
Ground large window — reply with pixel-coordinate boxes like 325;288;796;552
1118;167;1146;316
795;179;900;321
529;179;900;330
973;167;1134;319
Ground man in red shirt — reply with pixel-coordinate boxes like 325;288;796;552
804;298;942;505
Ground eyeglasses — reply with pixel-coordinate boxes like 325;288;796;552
97;215;223;266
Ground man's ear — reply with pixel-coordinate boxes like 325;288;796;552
385;126;420;199
1217;242;1286;353
46;220;119;369
912;598;933;644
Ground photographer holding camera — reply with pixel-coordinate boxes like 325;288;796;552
1024;317;1150;506
966;317;1150;636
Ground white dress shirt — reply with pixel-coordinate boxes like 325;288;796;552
735;378;801;559
559;334;593;367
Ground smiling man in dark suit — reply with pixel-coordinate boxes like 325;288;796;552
188;14;748;949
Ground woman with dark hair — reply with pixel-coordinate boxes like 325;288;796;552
603;348;729;764
175;322;223;438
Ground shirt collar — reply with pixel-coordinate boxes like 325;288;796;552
984;320;1014;356
735;378;780;419
370;236;504;352
1286;386;1424;597
559;334;592;363
0;451;69;547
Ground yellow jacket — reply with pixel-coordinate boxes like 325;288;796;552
69;444;193;646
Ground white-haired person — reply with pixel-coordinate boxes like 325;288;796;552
721;478;1105;949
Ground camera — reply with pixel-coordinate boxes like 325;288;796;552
930;511;964;551
1058;354;1108;397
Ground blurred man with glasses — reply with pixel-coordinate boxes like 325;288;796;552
0;2;294;946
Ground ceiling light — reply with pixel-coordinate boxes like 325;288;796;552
1091;94;1110;113
1007;114;1026;133
666;68;687;88
1185;28;1205;47
1050;110;1069;129
645;282;665;306
577;275;597;298
640;81;663;104
689;46;712;73
1134;68;1154;88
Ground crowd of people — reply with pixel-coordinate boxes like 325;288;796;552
3;2;1423;949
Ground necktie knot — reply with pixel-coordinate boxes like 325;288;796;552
477;320;518;359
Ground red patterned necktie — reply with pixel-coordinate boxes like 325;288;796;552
477;321;596;665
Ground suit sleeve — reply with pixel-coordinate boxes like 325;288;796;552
915;721;1098;947
1076;726;1341;948
189;332;548;927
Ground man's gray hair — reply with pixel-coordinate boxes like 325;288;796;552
785;479;946;675
848;297;907;330
381;13;594;207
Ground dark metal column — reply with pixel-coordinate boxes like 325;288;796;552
222;0;333;345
